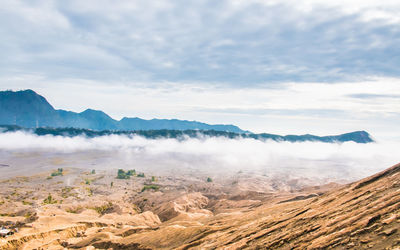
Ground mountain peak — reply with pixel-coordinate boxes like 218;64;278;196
81;108;108;115
0;90;247;132
0;89;57;128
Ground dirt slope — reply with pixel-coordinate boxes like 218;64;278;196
73;163;400;249
1;163;399;249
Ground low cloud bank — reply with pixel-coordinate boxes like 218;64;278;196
0;131;398;182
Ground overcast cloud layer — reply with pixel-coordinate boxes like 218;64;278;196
1;0;400;84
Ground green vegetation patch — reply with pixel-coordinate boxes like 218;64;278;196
91;202;113;215
51;168;63;177
61;186;73;198
116;169;136;179
66;206;84;214
43;194;58;205
0;213;17;217
141;184;160;192
22;200;33;205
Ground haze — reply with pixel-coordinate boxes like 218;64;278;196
0;131;398;183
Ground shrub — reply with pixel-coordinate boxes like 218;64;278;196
43;194;57;204
61;187;74;198
126;169;136;176
66;206;83;214
141;185;160;192
22;200;32;205
117;169;130;179
137;173;145;178
206;177;213;182
51;168;63;177
24;212;38;223
91;169;96;174
91;202;113;215
86;187;93;196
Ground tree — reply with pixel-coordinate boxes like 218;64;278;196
117;169;130;179
51;168;63;177
126;169;136;176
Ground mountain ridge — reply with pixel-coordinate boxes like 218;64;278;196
0;89;245;133
0;125;374;143
0;89;374;143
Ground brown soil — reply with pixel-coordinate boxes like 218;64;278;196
0;163;399;249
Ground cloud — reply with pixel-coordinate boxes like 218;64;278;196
1;0;399;142
0;131;398;183
0;0;400;85
193;107;349;119
347;93;400;99
1;76;400;141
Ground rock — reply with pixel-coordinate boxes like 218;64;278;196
381;228;397;236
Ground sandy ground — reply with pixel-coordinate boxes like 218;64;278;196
0;150;398;249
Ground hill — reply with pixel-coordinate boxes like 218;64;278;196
0;90;245;133
0;125;374;143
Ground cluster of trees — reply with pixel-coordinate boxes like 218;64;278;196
51;168;63;177
0;125;373;143
116;169;136;179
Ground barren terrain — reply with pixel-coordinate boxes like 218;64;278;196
0;150;399;249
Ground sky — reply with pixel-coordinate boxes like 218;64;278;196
1;0;399;140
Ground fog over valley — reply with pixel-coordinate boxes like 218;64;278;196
0;131;397;184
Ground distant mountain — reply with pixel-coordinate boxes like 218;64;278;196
0;125;374;143
0;90;245;133
0;90;375;143
0;89;62;128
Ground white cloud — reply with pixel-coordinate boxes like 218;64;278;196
1;76;400;140
1;0;399;141
0;131;398;182
1;0;399;83
0;1;70;29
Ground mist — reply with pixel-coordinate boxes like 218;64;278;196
0;131;398;183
